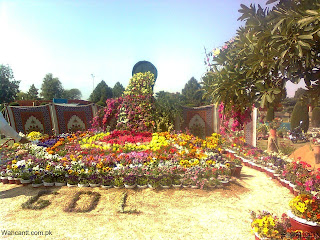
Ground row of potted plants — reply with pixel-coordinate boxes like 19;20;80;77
251;194;320;239
0;131;242;190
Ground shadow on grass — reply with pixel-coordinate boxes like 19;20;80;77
0;185;64;199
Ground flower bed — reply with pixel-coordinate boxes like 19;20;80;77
0;131;240;190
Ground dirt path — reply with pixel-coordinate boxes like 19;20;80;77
0;166;293;240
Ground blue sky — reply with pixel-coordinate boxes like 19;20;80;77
0;0;303;100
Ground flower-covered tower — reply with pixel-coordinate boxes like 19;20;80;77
116;71;156;132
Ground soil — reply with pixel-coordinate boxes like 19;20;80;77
289;144;320;169
0;166;294;240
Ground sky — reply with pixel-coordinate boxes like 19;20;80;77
0;0;304;100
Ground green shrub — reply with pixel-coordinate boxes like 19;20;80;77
9;102;19;106
290;101;309;132
311;107;320;127
266;107;274;122
96;101;106;107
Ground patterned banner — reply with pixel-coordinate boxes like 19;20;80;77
6;103;98;135
182;104;218;138
6;105;54;135
50;104;96;135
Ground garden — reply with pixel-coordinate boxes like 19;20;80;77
2;0;320;239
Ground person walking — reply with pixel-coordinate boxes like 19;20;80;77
0;111;29;143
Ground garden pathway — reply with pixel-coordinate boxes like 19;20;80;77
0;166;293;240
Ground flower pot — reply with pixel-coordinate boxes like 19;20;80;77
67;183;77;187
20;179;31;186
43;182;54;187
32;183;43;188
148;184;157;189
287;210;320;233
8;177;15;184
137;185;147;189
124;184;136;189
13;178;21;184
172;184;182;189
288;183;296;194
161;185;171;189
101;185;113;189
114;185;124;189
89;183;100;188
190;185;199;189
234;165;242;178
78;183;89;188
55;182;66;187
313;145;320;164
1;176;9;184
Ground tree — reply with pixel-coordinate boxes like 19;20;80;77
89;80;112;103
203;0;320;113
112;82;125;98
16;91;29;100
27;84;39;100
294;88;307;99
63;88;82;100
311;106;320;127
291;101;309;132
181;77;204;107
155;91;184;131
0;65;20;104
40;73;64;100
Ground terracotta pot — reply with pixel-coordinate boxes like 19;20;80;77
288;211;320;233
269;129;277;138
234;166;242;178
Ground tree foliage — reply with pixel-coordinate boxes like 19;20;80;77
181;77;205;107
40;73;64;100
112;82;125;98
154;91;184;132
89;80;112;103
63;88;82;100
27;84;39;100
202;0;320;113
311;106;320;127
0;65;20;104
291;100;309;132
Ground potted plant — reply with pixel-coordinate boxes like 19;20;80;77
20;171;32;185
88;173;101;187
0;171;9;184
113;176;124;188
288;194;320;233
136;175;148;189
67;175;78;187
148;176;160;189
172;176;182;188
159;176;172;189
43;173;55;187
250;210;288;240
31;174;43;188
101;175;114;189
78;177;89;187
123;175;136;189
54;175;66;186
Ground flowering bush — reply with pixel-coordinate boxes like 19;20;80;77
218;102;251;135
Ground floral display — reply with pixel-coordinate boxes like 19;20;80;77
0;130;242;190
92;72;156;132
289;194;320;223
